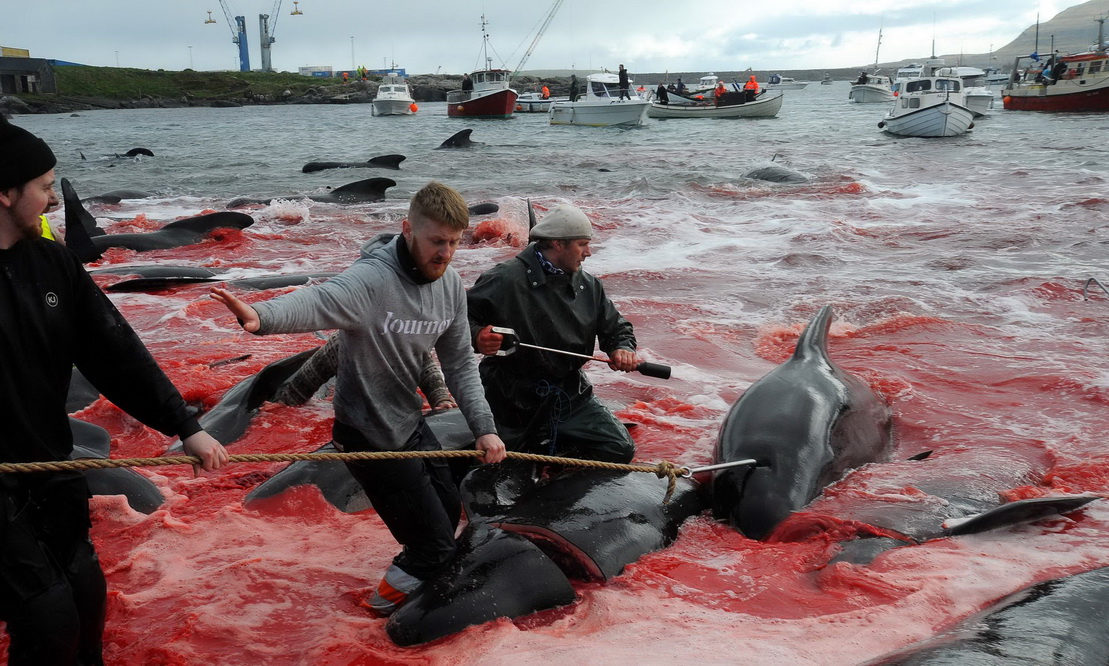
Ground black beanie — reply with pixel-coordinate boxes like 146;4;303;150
0;115;57;191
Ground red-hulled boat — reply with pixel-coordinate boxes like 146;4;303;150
447;16;518;119
1002;17;1109;112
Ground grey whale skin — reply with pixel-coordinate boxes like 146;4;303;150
711;305;894;539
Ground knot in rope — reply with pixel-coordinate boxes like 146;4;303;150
652;460;683;504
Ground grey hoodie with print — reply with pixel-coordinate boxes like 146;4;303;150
252;233;496;450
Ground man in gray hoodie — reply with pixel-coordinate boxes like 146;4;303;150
211;181;505;616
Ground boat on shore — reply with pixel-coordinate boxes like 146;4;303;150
647;90;783;118
446;16;518;119
372;73;416;116
1002;17;1109;112
548;72;649;127
878;59;974;137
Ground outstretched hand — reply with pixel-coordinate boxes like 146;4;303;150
210;287;260;333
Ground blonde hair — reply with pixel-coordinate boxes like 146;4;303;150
409;181;469;231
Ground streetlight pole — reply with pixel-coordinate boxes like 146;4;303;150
115;50;120;67
350;36;355;70
188;45;193;69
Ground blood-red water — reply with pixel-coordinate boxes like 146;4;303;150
9;96;1109;663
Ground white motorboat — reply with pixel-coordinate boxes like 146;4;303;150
372;74;416;116
878;59;974;137
849;73;895;103
946;66;994;117
516;91;568;113
648;90;783;118
849;29;895;103
548;72;650;127
765;74;809;90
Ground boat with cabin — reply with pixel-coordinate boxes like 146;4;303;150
372;73;416;116
446;17;518;118
765;74;809;90
947;66;994;117
878;58;974;137
548;72;650;126
849;28;895;103
1001;17;1109;112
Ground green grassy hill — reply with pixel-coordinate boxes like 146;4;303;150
52;66;346;100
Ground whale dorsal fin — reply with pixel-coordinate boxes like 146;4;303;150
791;305;834;362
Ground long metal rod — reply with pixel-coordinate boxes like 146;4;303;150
518;341;607;363
681;459;758;477
1083;277;1109;301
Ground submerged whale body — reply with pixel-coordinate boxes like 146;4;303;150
743;163;809;184
226;177;396;207
62;179;254;263
868;566;1109;665
711;305;894;539
385;523;576;647
482;468;704;581
301;154;405;173
70;418;164;514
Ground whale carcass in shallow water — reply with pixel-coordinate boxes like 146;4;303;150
867;565;1109;665
711;305;894;539
62;178;254;263
70;417;164;514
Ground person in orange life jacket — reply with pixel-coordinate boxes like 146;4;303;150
468;205;638;465
210;181;506;617
743;75;759;102
714;80;727;105
0;115;229;666
541;85;550;99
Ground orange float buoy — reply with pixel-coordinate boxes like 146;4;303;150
1003;96;1012;105
515;104;523;111
409;103;418;113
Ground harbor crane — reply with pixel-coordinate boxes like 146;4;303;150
207;0;301;72
511;0;564;79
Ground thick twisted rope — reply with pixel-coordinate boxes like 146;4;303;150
0;451;687;502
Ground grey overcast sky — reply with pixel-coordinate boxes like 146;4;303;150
1;0;1094;75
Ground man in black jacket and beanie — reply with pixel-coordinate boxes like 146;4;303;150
468;204;637;464
0;116;228;665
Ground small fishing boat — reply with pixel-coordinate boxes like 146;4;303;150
1002;17;1109;112
516;91;560;113
372;73;416;116
820;73;833;85
948;66;994;117
647;90;783;119
849;27;894;103
548;72;650;127
878;59;974;137
446;17;518;119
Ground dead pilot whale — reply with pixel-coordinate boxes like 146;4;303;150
301;154;405;173
62;178;254;263
710;305;1098;558
711;305;894;540
866;565;1109;665
69;417;165;514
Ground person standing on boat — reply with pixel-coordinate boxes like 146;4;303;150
618;64;631;100
210;182;506;617
676;77;686;93
656;83;670;104
743;75;759;102
569;74;580;102
541;84;550;100
0;115;229;665
461;73;474;95
714;80;727;106
467;205;638;465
